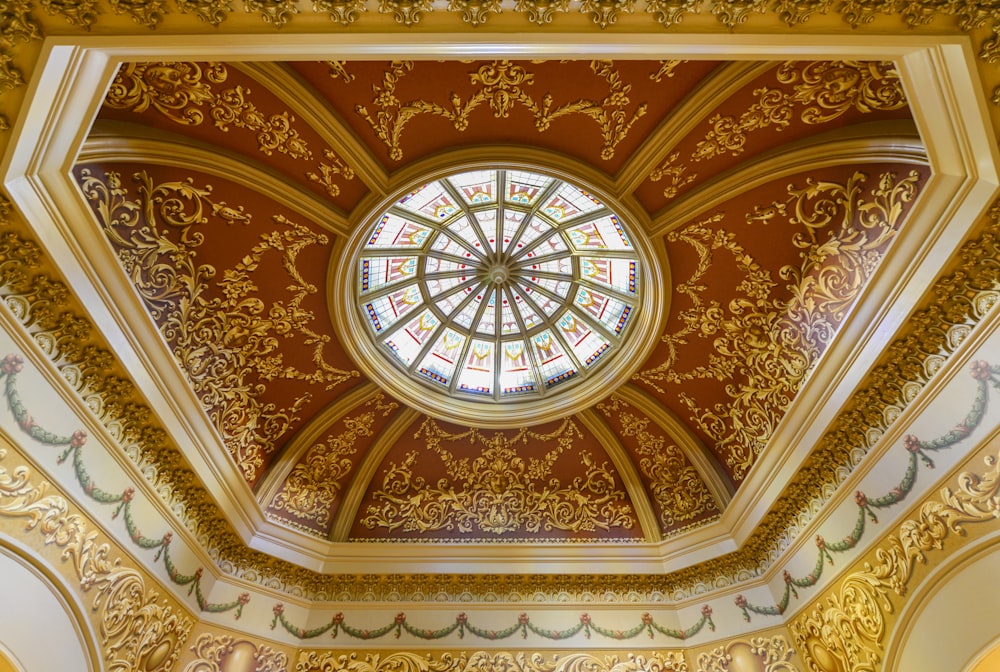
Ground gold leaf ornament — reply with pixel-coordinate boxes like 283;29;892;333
104;62;228;125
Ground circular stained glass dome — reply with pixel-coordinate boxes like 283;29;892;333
338;166;662;427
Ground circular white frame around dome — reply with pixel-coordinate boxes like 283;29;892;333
334;164;665;428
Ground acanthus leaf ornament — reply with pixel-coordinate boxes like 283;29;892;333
174;0;232;24
104;61;229;126
185;634;289;672
108;0;168;28
313;0;368;24
378;0;433;25
513;0;569;24
243;0;299;27
0;0;42;45
644;0;700;27
449;0;502;25
579;0;634;28
37;0;99;28
710;0;767;29
773;0;830;25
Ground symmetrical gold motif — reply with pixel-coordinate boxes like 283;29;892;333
355;60;647;161
644;0;699;27
697;635;798;671
791;441;1000;672
185;633;288;672
449;0;502;26
598;396;719;532
109;0;168;28
650;60;685;82
272;395;397;531
693;86;794;162
774;0;831;25
378;0;432;25
174;0;230;24
579;0;634;28
776;60;907;124
37;0;98;28
244;0;299;26
513;0;569;24
297;650;687;672
78;169;357;483
314;0;368;25
711;0;767;28
0;442;193;672
0;0;42;46
362;418;635;536
0;52;23;93
636;170;921;479
104;62;229;126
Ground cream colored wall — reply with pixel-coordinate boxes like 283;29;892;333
0;540;98;672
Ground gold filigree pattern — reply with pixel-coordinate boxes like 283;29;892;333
212;85;312;159
777;60;907;124
37;0;98;28
0;52;26;92
711;0;767;28
109;0;168;27
650;60;685;82
307;148;357;197
579;0;634;28
174;0;230;24
378;0;432;25
697;635;798;671
774;0;830;25
272;395;396;531
78;169;357;483
791;442;1000;672
185;634;288;672
449;0;502;26
104;62;229;125
598;396;719;532
355;60;647;161
693;87;794;162
0;0;42;45
244;0;299;26
649;151;697;199
513;0;569;24
362;418;635;536
0;442;193;672
297;650;687;672
314;0;367;25
645;0;700;27
636;170;921;478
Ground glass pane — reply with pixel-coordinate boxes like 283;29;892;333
558;311;611;368
398;183;459;220
540;183;602;221
364;284;422;333
581;258;637;295
499;340;536;395
566;215;632;251
366;213;432;248
383;309;440;366
457;339;495;396
505;170;553;206
574;287;633;335
417;329;466;387
448;170;497;205
360;256;418;293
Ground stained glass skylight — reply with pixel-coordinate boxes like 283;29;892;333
354;168;645;407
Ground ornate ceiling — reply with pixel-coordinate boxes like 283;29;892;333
72;58;928;552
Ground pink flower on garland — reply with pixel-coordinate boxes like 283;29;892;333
161;531;172;546
193;568;203;580
580;613;591;625
641;612;653;625
783;570;792;584
273;603;284;616
121;487;135;503
238;593;251;605
332;612;344;625
70;430;87;448
734;595;748;609
815;535;826;549
903;434;921;453
456;612;467;624
2;354;23;375
395;612;406;625
518;613;529;625
701;605;713;618
854;491;867;507
971;360;992;381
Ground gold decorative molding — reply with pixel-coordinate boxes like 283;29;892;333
449;0;502;25
108;0;168;28
313;0;367;25
297;650;689;672
512;0;568;24
184;633;288;672
0;439;194;672
243;0;299;26
579;0;633;29
355;60;647;162
790;432;1000;672
378;0;432;25
696;635;798;672
644;0;699;28
361;417;636;536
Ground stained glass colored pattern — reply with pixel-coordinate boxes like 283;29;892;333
356;169;641;401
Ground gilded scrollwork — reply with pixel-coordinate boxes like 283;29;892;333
649;151;696;199
776;60;906;123
174;0;231;25
77;169;357;483
697;635;798;671
244;0;299;26
37;0;98;28
362;418;635;536
109;0;168;28
211;85;312;159
693;86;794;162
378;0;432;25
710;0;767;28
636;170;921;479
297;650;688;672
355;60;647;161
598;396;719;532
307;148;357;197
513;0;569;24
104;62;229;125
0;443;193;672
579;0;634;28
0;52;25;93
272;394;397;530
313;0;367;25
449;0;502;26
791;441;1000;672
185;633;288;672
0;0;42;45
645;0;700;27
773;0;830;25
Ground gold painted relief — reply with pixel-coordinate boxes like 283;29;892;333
362;418;635;536
648;61;907;198
104;62;355;191
636;170;921;479
185;633;289;671
78;169;358;482
355;60;647;161
272;394;397;530
697;635;798;671
297;650;687;672
598;396;719;532
791;429;1000;672
0;440;194;672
